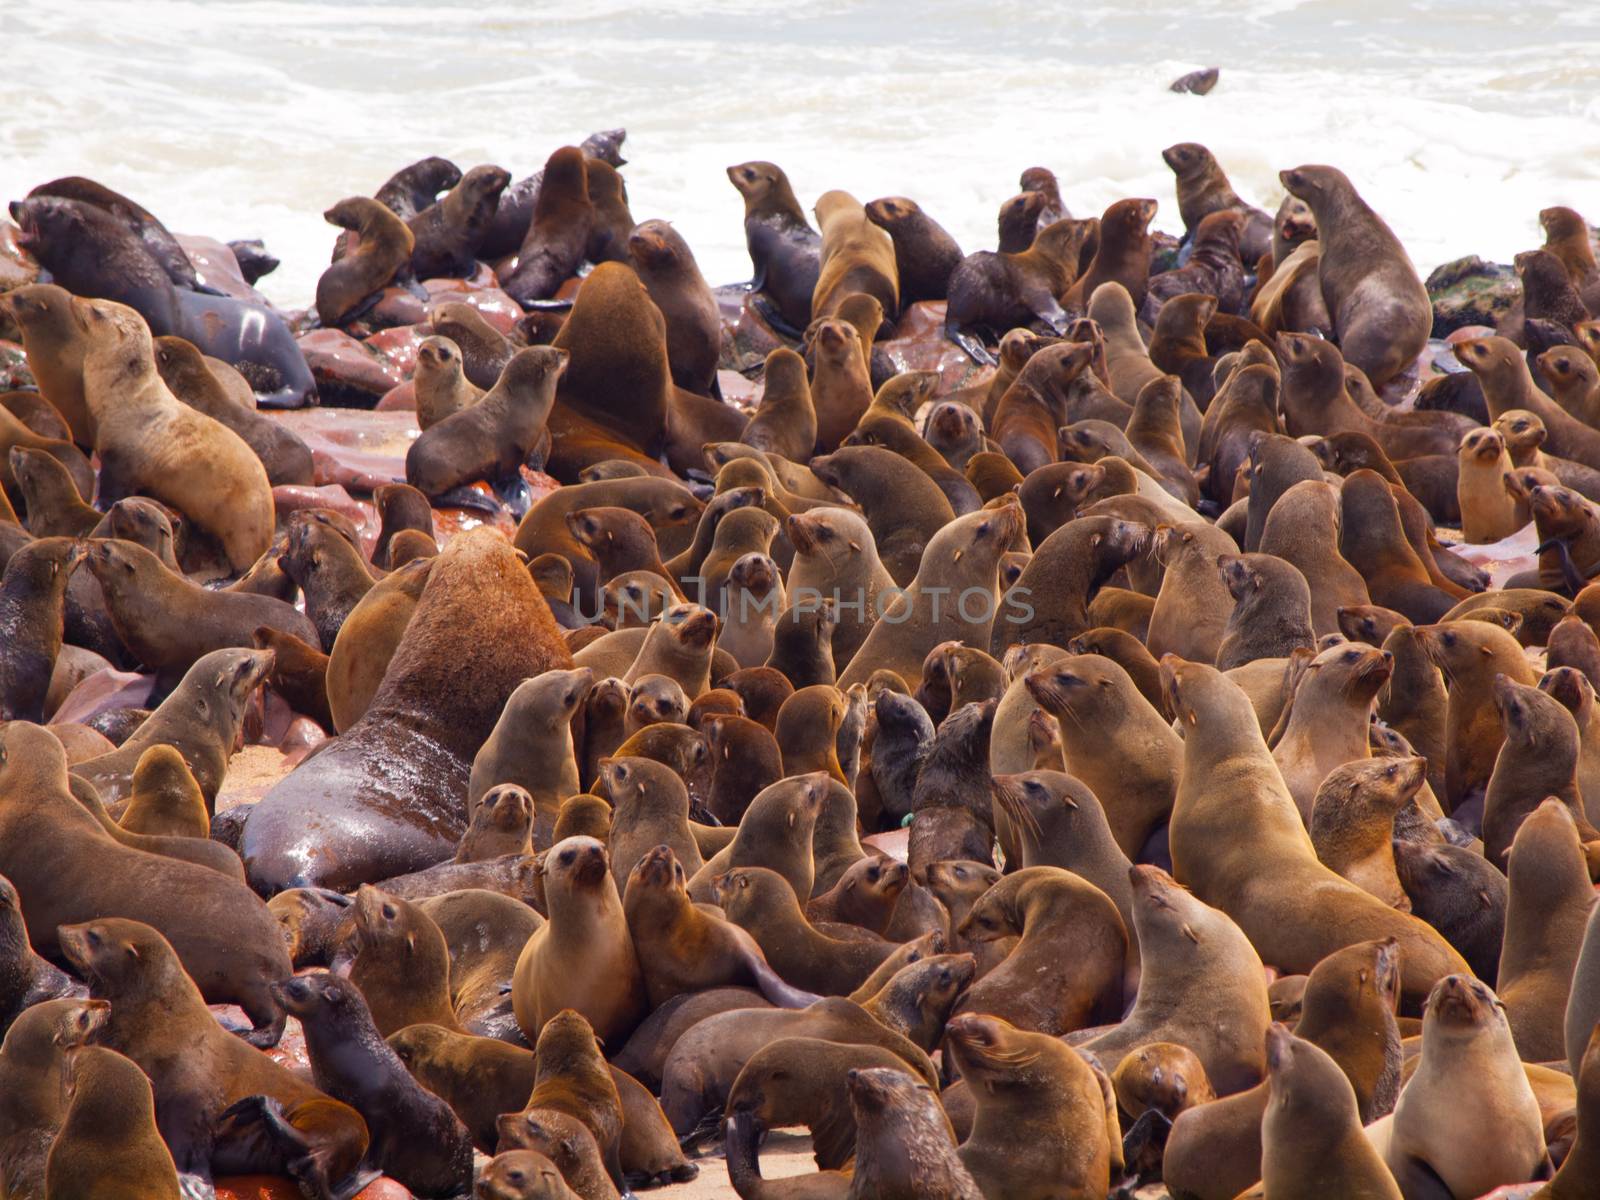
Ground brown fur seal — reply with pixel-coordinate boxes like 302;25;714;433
1415;619;1538;811
468;666;591;825
78;537;315;684
811;190;898;319
324;555;431;733
411;336;483;431
1259;1025;1401;1200
316;195;415;326
407;162;510;278
1;283;96;443
1339;470;1460;624
407;345;565;498
944;219;1095;357
713;866;895;995
1272;642;1392;821
740;348;817;463
0;873;82;1034
243;528;572;893
1216;552;1316;670
1485;676;1600;869
1278;165;1429;388
946;1013;1113;1199
1023;653;1183;857
473;1149;581;1199
601;757;705;888
1161;658;1469;1009
253;626;335;731
1499;800;1597;1063
1065;199;1159;311
727;160;821;333
43;1044;182;1200
1083;865;1271;1095
152;335;315;486
273;970;474;1197
0;997;110;1200
807;318;873;453
628;219;721;398
623;844;818;1010
344;885;460;1036
1457;427;1525;543
512;836;645;1044
71;644;272;811
864;196;963;305
955;866;1127;1035
1384;975;1548;1197
1311;757;1424;911
1162;143;1273;263
116;745;207;839
503;146;591;306
0;536;80;723
79;297;273;572
58;917;368;1193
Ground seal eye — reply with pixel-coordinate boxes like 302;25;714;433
559;849;577;867
381;902;398;921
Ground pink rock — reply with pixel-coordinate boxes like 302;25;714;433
364;323;429;377
0;221;40;290
278;717;329;764
375;380;416;412
425;284;523;333
49;668;156;727
718;370;760;410
367;287;428;329
296;328;403;401
269;409;416;493
863;827;909;862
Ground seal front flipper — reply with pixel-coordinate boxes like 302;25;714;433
431;484;508;517
178;1174;217;1200
1537;535;1590;595
751;292;805;341
1387;1154;1456;1200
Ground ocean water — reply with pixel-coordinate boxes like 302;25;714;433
5;0;1599;310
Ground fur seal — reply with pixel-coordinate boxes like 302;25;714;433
512;836;645;1045
116;745;207;839
503;146;591;306
1311;757;1423;911
411;336;483;431
810;190;898;319
78;298;274;572
1161;143;1273;263
947;1013;1114;1199
316;196;415;326
1216;552;1316;670
468;666;591;825
728;161;821;334
407;344;565;499
1259;1025;1401;1200
1083;865;1271;1095
407;162;510;278
58;917;368;1195
242;528;572;893
1161;657;1469;1009
0;536;79;722
1384;975;1549;1197
864;196;963;304
628;219;721;398
43;1044;182;1200
323;555;431;733
944;219;1095;358
275;970;474;1197
1278;165;1429;387
70;642;271;811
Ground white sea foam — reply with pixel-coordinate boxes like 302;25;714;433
4;0;1598;309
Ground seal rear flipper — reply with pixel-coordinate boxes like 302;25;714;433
678;1105;725;1155
430;484;507;517
727;921;820;1008
944;321;997;368
213;1094;348;1200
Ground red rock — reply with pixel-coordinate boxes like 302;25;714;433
364;324;429;377
0;221;41;292
718;370;759;409
863;828;909;862
888;300;947;342
375;380;417;411
367;288;429;329
217;1176;407;1199
424;261;500;293
425;284;524;334
553;275;584;301
296;329;403;403
48;668;156;727
268;408;416;493
0;339;33;391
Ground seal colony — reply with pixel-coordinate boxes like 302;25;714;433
0;122;1597;1200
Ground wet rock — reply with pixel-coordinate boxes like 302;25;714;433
270;407;415;491
271;482;380;554
0;340;34;390
364;323;428;377
718;287;788;373
375;380;416;411
1169;67;1219;95
0;222;40;296
49;669;157;728
1425;255;1519;337
296;328;404;406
